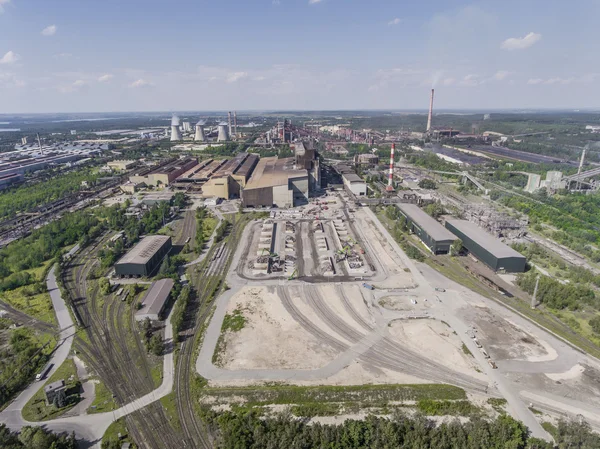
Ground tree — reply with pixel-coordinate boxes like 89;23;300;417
450;239;463;256
418;178;437;190
424;203;444;219
98;277;111;296
148;334;164;356
589;315;600;334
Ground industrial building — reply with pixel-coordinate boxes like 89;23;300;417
445;219;526;272
135;278;174;321
242;156;309;208
201;153;259;199
342;173;367;196
397;204;457;254
292;141;321;191
107;160;137;171
129;158;197;186
114;235;172;278
354;153;379;166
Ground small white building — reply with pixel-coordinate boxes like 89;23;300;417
203;196;220;207
135;279;174;321
342;173;367;196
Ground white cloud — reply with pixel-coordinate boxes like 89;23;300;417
442;77;455;86
0;51;19;65
253;76;266;81
98;74;114;82
527;78;543;85
460;74;482;86
41;25;57;36
226;71;248;83
0;71;25;88
129;79;151;88
493;70;511;81
501;32;541;50
388;18;401;26
72;80;86;87
0;0;10;14
53;53;72;59
544;77;574;85
308;0;323;4
272;0;280;4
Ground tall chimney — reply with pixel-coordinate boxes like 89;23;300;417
234;111;238;137
426;88;434;132
227;111;232;136
386;143;395;192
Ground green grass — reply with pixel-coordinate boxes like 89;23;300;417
0;286;56;325
529;406;543;416
159;393;182;432
461;343;473;357
150;362;163;388
203;216;219;239
487;398;507;414
200;383;467;407
21;358;79;421
102;418;135;448
416;399;482;417
88;379;116;414
222;308;246;332
542;421;558;439
212;308;247;365
291;403;343;417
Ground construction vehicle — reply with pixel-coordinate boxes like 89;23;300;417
362;283;374;290
488;360;497;369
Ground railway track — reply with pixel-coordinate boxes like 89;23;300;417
174;214;248;449
64;236;181;449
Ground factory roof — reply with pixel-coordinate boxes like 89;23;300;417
213;153;248;178
342;173;364;183
44;380;66;393
445;219;525;259
234;153;259;178
398;204;458;242
244;157;307;190
135;278;174;320
116;235;171;266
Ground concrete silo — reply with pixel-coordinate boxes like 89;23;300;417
170;115;182;141
217;122;230;142
194;121;206;142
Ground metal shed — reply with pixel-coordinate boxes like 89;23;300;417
445;219;526;272
115;236;172;278
397;204;457;254
135;278;174;321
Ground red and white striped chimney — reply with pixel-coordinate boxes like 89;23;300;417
386;143;395;192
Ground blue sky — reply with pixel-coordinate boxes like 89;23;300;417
0;0;598;113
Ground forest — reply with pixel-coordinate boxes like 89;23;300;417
201;409;600;449
0;167;105;220
0;424;77;449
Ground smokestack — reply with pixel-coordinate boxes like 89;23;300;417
227;112;232;136
36;133;43;155
234;111;238;137
386;143;395;192
426;88;434;132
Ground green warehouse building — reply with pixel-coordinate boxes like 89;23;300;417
445;219;526;273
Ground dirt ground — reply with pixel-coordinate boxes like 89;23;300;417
460;305;551;361
219;286;340;370
387;319;486;380
353;212;415;289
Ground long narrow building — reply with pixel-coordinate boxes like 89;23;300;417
397;203;457;254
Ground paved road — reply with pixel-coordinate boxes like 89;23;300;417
0;264;177;449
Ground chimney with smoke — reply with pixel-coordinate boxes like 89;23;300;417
426;88;434;133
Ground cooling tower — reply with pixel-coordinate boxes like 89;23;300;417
170;115;182;141
217;122;230;142
195;121;206;142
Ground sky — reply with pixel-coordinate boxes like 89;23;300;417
0;0;599;113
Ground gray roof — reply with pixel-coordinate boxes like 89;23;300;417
342;173;364;183
116;235;171;266
397;204;457;242
135;278;174;320
44;380;66;393
445;219;525;259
